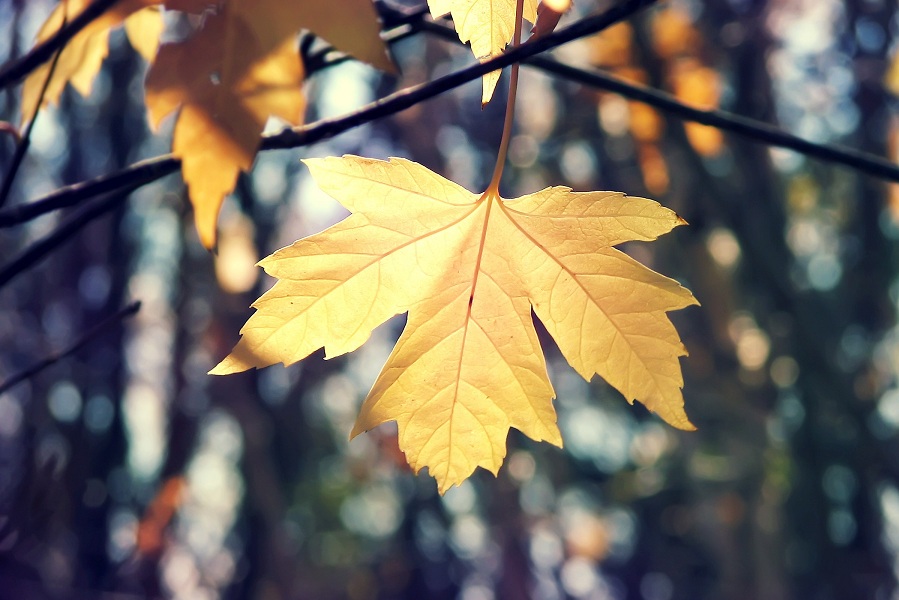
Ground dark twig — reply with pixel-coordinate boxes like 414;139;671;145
0;155;178;228
0;301;141;395
263;0;661;150
0;3;68;208
1;0;658;225
0;0;122;90
419;19;899;184
12;0;898;226
0;189;130;289
303;4;430;74
528;54;899;182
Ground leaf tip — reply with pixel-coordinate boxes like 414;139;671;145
198;223;219;251
208;342;258;375
481;69;501;106
670;414;697;431
378;54;400;77
349;421;367;440
208;359;235;376
675;213;689;226
658;407;696;431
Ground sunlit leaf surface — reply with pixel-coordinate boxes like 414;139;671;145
213;155;696;492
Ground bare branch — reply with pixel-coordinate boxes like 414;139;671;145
1;0;659;225
12;0;899;229
507;36;899;184
0;155;179;228
263;0;662;150
297;11;899;184
0;188;131;288
0;301;141;395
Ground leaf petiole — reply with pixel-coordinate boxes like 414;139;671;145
486;0;526;195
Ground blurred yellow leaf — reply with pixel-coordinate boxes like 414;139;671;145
684;122;723;157
213;155;697;492
430;0;538;104
145;0;393;248
888;119;899;223
214;211;259;294
651;7;698;60
145;15;304;249
628;100;662;143
20;0;159;124
638;143;669;194
163;0;394;64
670;59;719;110
124;6;164;61
886;53;899;97
589;5;723;163
670;59;723;156
590;22;633;69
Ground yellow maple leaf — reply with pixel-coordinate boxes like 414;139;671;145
429;0;537;104
887;52;899;97
123;6;165;62
145;0;393;249
21;0;161;125
145;12;305;250
162;0;393;72
212;155;697;493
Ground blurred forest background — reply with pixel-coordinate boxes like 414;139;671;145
3;0;899;598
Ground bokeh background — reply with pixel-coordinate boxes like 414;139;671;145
2;0;899;598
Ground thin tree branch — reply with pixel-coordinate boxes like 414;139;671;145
0;301;141;395
0;0;123;91
0;0;658;226
0;2;69;208
418;19;899;184
6;0;898;231
528;56;899;183
0;155;178;227
0;188;130;288
303;4;430;74
263;0;661;150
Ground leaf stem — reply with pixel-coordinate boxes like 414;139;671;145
486;0;526;195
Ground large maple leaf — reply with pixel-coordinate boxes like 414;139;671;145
213;155;697;493
145;0;393;249
429;0;537;104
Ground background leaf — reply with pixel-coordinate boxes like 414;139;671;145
144;0;392;248
429;0;538;103
20;0;159;124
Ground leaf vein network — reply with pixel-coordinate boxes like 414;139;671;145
247;204;480;351
499;201;654;374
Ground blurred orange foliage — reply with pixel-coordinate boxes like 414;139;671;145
136;476;186;556
591;5;724;192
